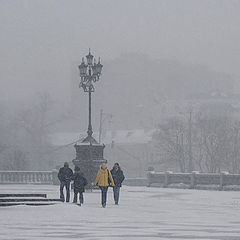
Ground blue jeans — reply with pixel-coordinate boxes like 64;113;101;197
99;186;108;206
113;186;120;204
60;181;70;202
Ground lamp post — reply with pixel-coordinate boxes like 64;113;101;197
73;49;105;187
78;49;103;143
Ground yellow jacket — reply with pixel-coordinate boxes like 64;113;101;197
94;168;115;187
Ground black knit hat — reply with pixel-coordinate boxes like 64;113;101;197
75;166;80;171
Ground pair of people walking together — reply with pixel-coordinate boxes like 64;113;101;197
94;162;125;207
58;162;87;205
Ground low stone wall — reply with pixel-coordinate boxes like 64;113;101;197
123;178;147;186
3;170;239;190
0;170;147;187
147;171;240;190
0;171;55;184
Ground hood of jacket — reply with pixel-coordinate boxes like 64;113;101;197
99;164;108;171
75;170;83;175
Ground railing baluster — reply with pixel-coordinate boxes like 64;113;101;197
33;172;37;183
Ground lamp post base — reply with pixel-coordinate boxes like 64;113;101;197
73;137;106;187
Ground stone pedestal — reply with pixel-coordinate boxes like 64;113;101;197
72;136;106;187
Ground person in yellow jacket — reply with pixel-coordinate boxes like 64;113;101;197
94;163;115;208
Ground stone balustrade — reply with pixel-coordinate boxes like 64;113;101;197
147;171;240;190
2;169;240;190
0;171;54;184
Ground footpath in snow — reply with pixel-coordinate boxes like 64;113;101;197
1;184;240;239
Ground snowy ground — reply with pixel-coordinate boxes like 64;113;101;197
1;185;240;240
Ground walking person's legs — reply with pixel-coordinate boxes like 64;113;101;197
60;182;65;201
73;190;78;203
102;187;108;207
99;186;108;207
79;192;84;204
99;187;104;206
113;186;117;203
66;182;70;202
113;186;120;205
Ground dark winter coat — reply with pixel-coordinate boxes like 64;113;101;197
110;168;125;187
58;166;73;183
72;171;88;193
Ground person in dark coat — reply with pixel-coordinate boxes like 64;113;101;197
110;163;125;205
72;166;88;205
58;162;73;202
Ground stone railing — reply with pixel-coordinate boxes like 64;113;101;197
147;171;240;190
0;170;148;187
123;177;147;186
0;171;59;185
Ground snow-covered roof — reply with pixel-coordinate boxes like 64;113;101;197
103;129;155;145
49;129;155;146
49;132;85;146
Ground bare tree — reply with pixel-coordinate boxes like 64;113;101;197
154;117;187;172
153;107;240;174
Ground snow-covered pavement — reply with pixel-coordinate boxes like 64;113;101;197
1;184;240;240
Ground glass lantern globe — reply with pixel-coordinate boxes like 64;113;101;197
96;59;103;75
78;58;88;76
86;50;94;66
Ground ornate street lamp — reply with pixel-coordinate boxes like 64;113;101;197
73;49;106;186
78;49;103;142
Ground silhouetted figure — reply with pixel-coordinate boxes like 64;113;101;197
58;162;73;202
72;166;88;206
111;163;125;205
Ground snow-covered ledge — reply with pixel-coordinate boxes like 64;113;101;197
0;171;53;184
147;170;240;190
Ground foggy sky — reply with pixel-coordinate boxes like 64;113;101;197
0;0;240;103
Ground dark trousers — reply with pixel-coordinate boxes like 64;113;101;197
60;181;70;202
99;186;108;206
113;186;120;204
73;191;84;204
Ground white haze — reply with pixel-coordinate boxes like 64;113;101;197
0;0;240;104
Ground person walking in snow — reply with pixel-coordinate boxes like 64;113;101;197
94;163;115;208
111;163;125;205
58;162;73;202
72;166;88;206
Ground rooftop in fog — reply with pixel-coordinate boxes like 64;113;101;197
50;129;155;146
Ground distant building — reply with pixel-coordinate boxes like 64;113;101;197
49;129;155;178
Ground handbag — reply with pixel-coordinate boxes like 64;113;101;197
107;170;112;187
